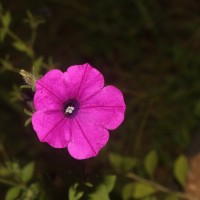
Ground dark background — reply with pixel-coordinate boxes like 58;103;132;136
1;0;200;199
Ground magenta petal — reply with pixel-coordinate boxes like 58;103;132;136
68;118;109;159
34;69;72;110
64;63;104;102
32;110;70;148
80;85;126;130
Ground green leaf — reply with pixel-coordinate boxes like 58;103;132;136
122;183;134;200
5;187;21;200
144;150;158;178
69;183;84;200
173;155;188;187
132;182;156;199
0;166;10;177
122;156;137;172
142;196;158;200
0;28;7;42
21;162;35;183
13;41;28;52
109;152;122;172
165;193;178;200
32;56;44;74
89;184;110;200
109;152;137;173
2;12;11;28
24;118;32;127
13;41;34;57
102;175;116;193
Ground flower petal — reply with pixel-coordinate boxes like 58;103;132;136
32;110;70;148
80;85;126;130
34;69;73;110
64;63;104;102
68;118;109;159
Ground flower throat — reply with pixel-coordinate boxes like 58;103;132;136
63;98;80;117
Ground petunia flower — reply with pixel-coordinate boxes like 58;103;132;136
32;63;126;160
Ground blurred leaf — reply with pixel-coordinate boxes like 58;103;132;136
10;85;22;102
122;183;134;200
102;175;116;193
0;166;10;177
24;117;32;127
0;58;13;71
109;152;121;172
29;183;40;199
133;182;156;199
69;183;84;200
13;41;34;57
21;161;35;183
109;152;137;173
24;10;45;29
13;41;28;52
5;186;21;200
1;11;11;28
173;155;188;187
32;56;44;74
144;150;158;178
122;157;137;172
142;196;158;200
24;109;33;117
0;28;6;42
89;184;110;200
194;101;200;116
165;193;178;200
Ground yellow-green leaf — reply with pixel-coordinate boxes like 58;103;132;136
5;187;21;200
0;28;7;42
109;152;137;173
32;56;44;74
102;175;116;193
173;155;188;187
89;184;110;200
133;182;156;199
122;183;134;200
13;41;28;52
165;193;178;200
2;12;11;28
144;150;158;178
21;162;35;183
69;183;84;200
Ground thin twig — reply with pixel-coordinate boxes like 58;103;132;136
0;178;17;186
133;0;155;30
127;172;199;200
134;100;153;151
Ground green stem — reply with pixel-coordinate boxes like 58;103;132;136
30;28;36;47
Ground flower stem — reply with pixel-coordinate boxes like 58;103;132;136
126;172;199;200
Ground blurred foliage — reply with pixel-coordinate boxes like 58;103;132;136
1;0;200;199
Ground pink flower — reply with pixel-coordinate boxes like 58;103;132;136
32;63;126;159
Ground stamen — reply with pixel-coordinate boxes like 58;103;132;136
63;98;79;117
65;106;75;114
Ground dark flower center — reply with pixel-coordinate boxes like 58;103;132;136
63;98;80;118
